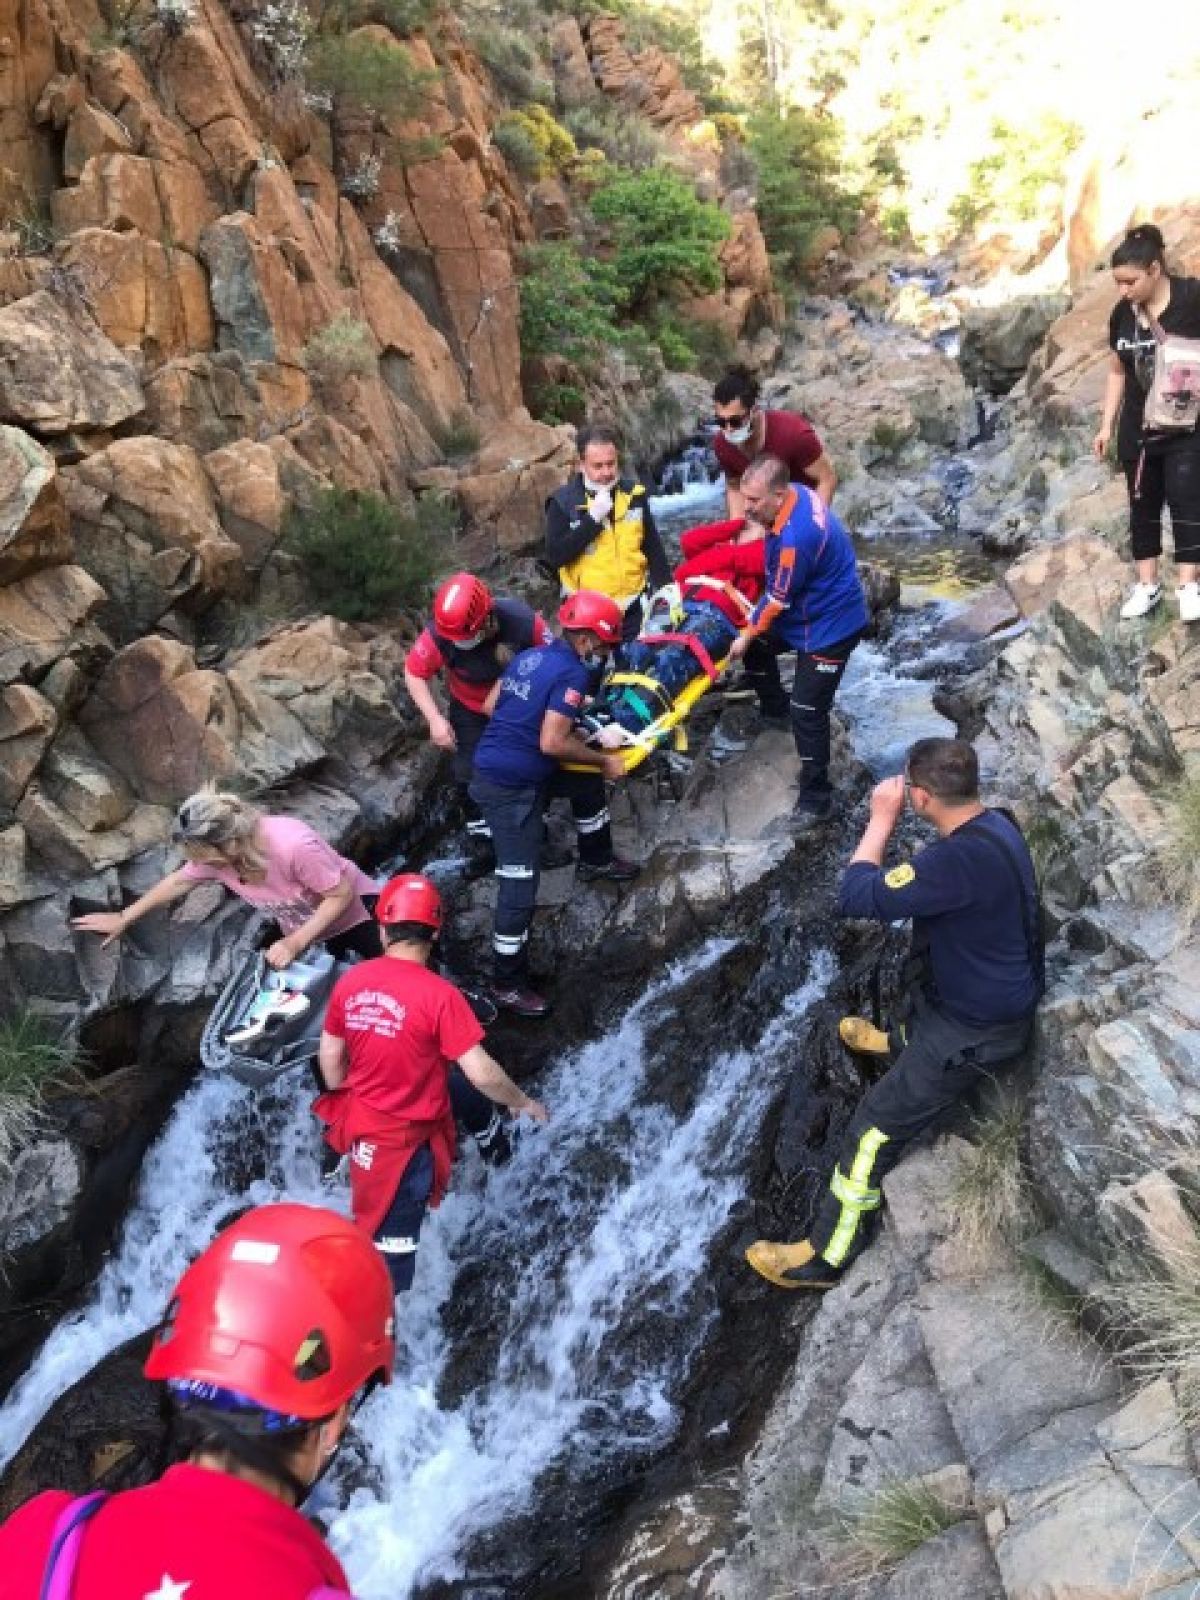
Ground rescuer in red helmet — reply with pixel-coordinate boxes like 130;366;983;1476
313;872;548;1293
403;572;552;875
0;1202;394;1598
468;591;640;1019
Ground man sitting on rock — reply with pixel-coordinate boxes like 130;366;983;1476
746;738;1043;1291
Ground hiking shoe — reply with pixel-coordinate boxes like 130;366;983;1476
790;789;835;832
1179;583;1200;624
745;1238;844;1291
225;989;309;1046
1120;581;1161;619
489;983;551;1019
577;855;640;884
839;1015;892;1056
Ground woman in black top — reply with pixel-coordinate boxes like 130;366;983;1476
1094;224;1200;621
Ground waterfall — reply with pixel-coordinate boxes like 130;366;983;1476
0;938;834;1597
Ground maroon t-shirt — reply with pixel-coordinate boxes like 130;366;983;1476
713;409;824;486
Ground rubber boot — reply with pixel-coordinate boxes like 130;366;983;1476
745;1238;843;1291
838;1015;891;1056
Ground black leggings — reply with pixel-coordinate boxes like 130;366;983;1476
1125;445;1200;564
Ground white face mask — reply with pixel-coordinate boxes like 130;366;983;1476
583;476;613;495
722;420;753;446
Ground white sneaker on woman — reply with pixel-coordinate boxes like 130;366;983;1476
1120;582;1162;619
1178;583;1200;623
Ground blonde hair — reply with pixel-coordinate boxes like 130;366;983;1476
172;790;268;882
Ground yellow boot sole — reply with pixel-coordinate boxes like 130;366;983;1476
838;1016;891;1056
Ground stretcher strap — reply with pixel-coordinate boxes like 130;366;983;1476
685;575;755;619
634;631;721;681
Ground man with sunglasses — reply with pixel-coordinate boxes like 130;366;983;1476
712;365;838;519
746;738;1043;1291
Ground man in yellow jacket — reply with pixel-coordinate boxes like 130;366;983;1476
545;424;673;641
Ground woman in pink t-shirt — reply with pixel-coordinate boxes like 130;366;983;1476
72;792;381;967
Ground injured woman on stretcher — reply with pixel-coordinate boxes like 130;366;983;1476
581;517;766;754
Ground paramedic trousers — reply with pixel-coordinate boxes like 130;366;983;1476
743;629;861;794
448;699;492;844
374;1069;506;1293
469;769;613;983
809;1000;1032;1269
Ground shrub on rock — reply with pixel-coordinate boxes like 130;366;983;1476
283;486;452;620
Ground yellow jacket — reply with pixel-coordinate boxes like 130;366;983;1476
545;476;669;604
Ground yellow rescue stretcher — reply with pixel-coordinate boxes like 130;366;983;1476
567;579;750;775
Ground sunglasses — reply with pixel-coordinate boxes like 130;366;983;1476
713;411;752;429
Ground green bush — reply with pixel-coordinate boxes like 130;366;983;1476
589;166;730;313
0;1009;81;1163
951;113;1082;234
433;409;481;460
747;105;861;277
307;33;438;113
355;0;437;34
493;119;542;180
534;380;587;425
284;487;454;620
518;240;625;367
562;102;667;171
495;104;576;180
301;313;378;385
470;21;552;103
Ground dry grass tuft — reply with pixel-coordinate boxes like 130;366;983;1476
946;1090;1036;1258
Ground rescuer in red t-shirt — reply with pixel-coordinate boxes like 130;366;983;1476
314;873;548;1293
0;1202;395;1600
711;365;838;518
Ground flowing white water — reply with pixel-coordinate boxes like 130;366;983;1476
0;936;833;1599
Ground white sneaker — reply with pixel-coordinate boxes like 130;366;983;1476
1179;583;1200;623
1120;582;1162;620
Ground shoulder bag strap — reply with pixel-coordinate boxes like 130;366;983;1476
39;1493;109;1600
963;814;1046;999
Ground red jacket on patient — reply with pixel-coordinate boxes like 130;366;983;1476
673;519;767;628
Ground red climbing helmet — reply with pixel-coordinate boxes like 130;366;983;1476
433;573;492;643
375;872;443;931
144;1203;395;1420
558;590;623;645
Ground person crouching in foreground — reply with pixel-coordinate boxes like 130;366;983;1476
747;738;1042;1290
0;1202;394;1598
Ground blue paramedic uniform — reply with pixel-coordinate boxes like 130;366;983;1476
471;641;614;985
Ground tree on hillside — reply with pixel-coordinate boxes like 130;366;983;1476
589;167;731;315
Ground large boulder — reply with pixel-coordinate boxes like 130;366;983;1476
0;565;108;687
412;416;576;556
199;210;311;367
77;636;324;805
63;437;246;639
0;292;144;434
229;618;408;767
550;17;599;107
57;230;215;363
0;428;70;583
959;293;1071;395
0;684;57;809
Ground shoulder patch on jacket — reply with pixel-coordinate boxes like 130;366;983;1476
884;864;916;889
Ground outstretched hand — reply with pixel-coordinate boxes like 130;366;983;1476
521;1097;550;1123
71;910;127;945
